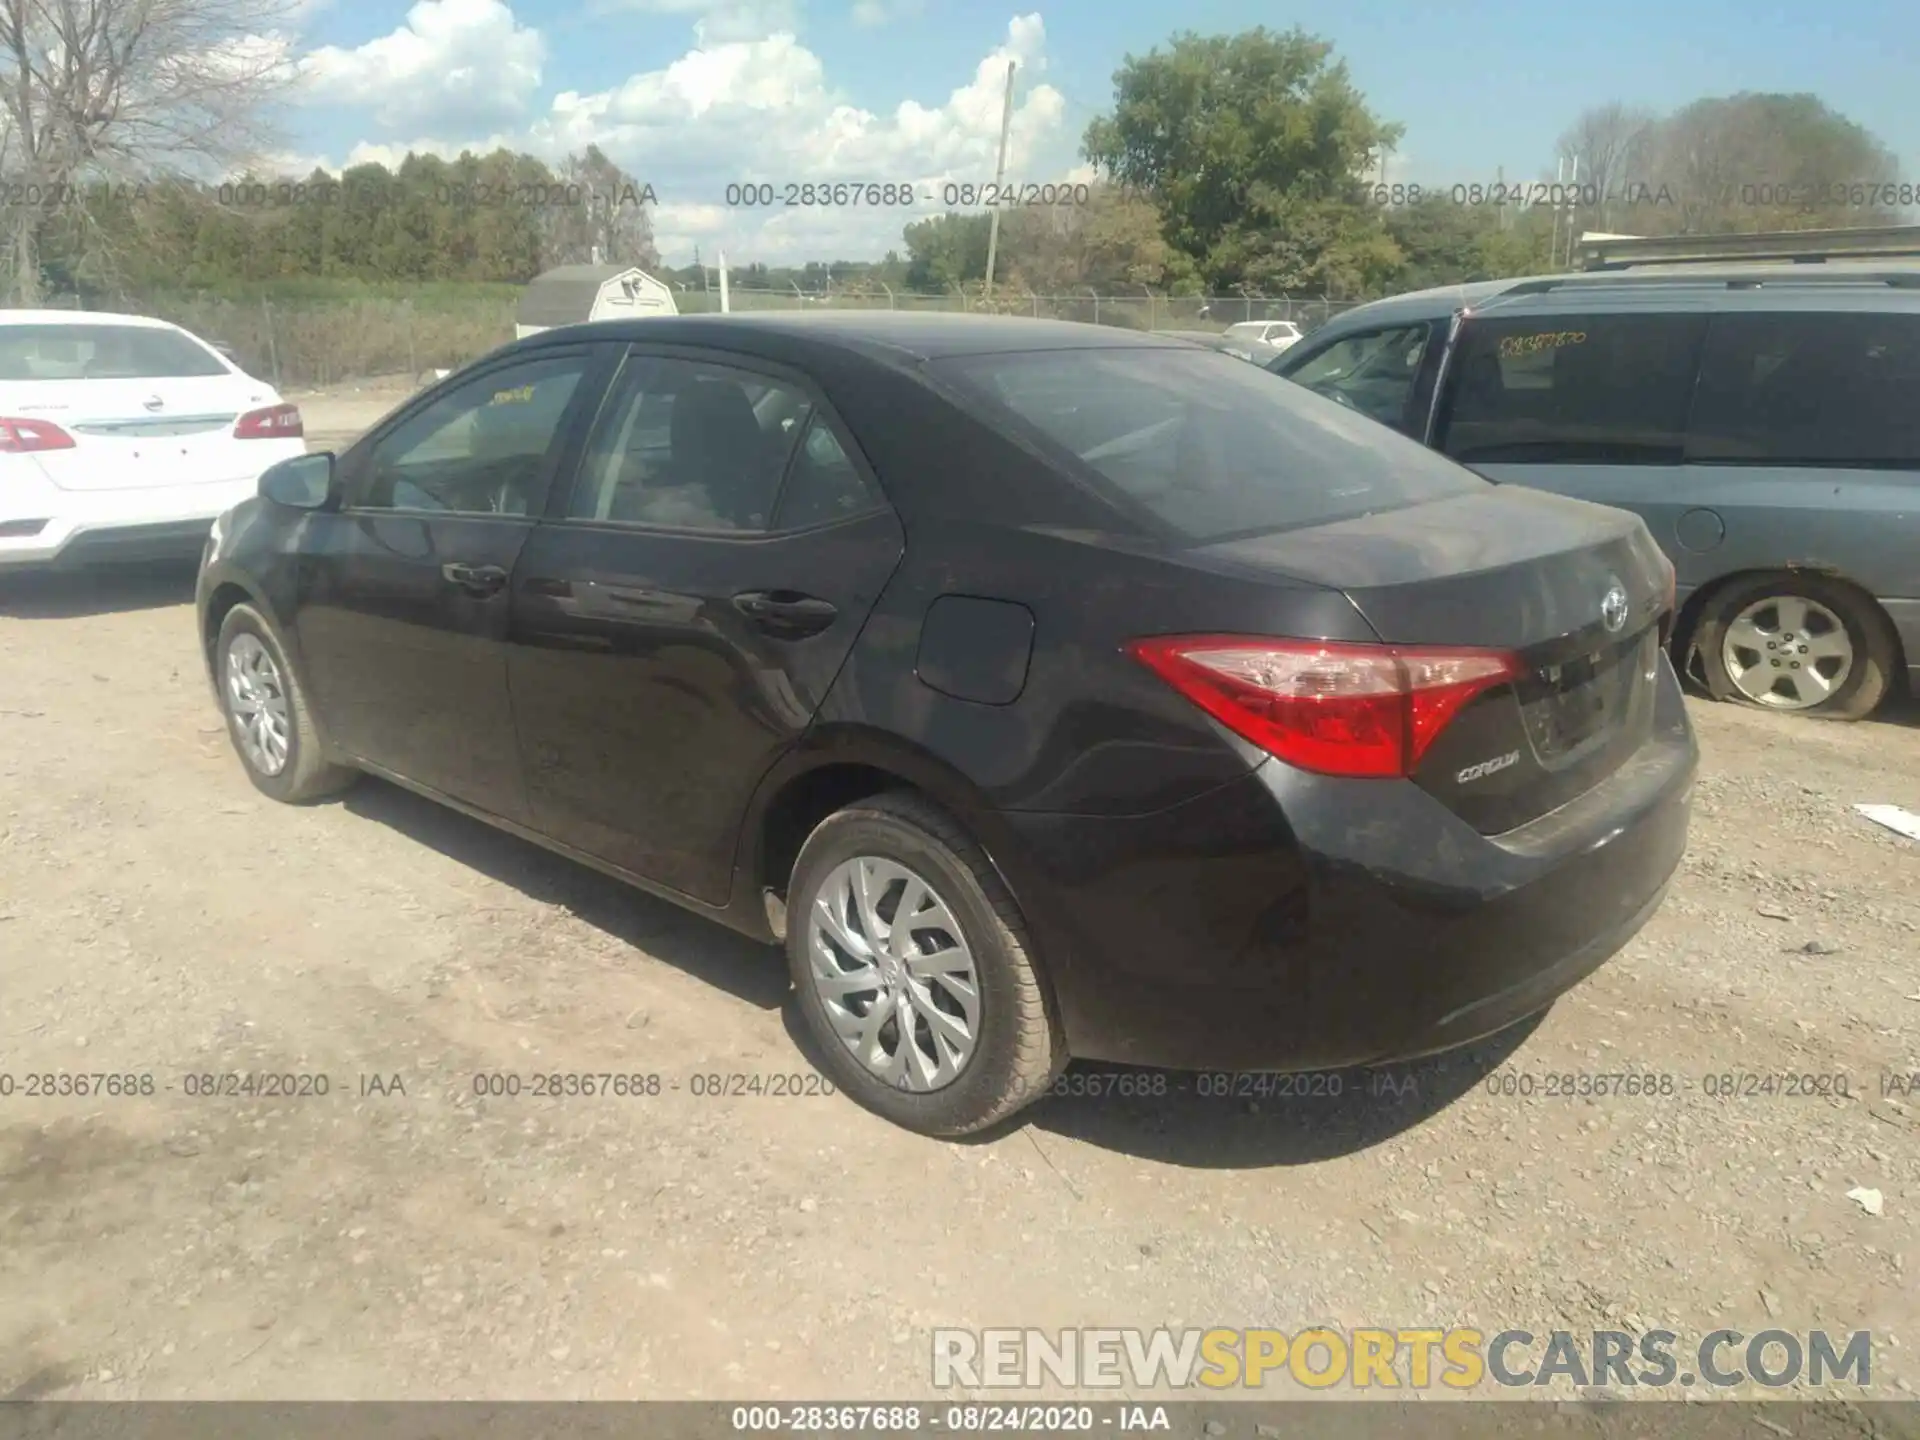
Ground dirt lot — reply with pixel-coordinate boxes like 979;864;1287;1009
287;379;421;452
1;507;1917;1402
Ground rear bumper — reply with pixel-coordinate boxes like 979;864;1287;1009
0;467;291;569
1001;656;1698;1072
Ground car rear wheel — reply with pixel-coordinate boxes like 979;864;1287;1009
215;603;357;803
1694;574;1899;721
785;792;1063;1136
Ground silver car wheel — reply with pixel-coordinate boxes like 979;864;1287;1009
808;855;982;1092
1721;594;1854;711
224;633;292;776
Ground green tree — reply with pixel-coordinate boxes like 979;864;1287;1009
1082;27;1403;292
995;183;1193;294
1560;93;1902;238
902;212;991;290
1380;197;1559;288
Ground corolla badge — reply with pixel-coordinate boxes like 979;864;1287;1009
1601;579;1630;633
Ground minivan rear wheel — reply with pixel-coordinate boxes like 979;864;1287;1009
785;792;1063;1136
1694;574;1899;720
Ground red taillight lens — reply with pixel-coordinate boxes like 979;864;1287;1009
1127;634;1521;779
233;403;303;439
0;417;76;453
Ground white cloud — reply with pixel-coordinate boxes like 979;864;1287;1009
299;0;545;131
593;0;798;43
292;11;1079;264
851;0;923;26
193;31;300;85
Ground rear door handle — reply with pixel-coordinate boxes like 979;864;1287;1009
732;590;838;638
441;562;509;597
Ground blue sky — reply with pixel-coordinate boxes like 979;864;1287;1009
282;0;1919;266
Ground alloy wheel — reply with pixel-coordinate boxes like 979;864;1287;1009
224;633;292;775
1720;594;1854;711
807;855;982;1092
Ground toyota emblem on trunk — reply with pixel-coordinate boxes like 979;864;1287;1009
1601;581;1630;633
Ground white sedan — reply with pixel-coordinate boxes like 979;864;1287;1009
0;310;307;569
1220;320;1304;361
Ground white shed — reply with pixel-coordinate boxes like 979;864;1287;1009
515;264;677;338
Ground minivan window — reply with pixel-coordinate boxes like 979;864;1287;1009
936;346;1484;542
1438;313;1707;465
1686;311;1920;467
0;324;230;380
1281;323;1434;430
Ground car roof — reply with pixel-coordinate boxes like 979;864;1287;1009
528;310;1193;362
1309;262;1920;340
0;309;183;329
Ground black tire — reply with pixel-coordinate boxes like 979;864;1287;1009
213;603;357;803
785;791;1064;1137
1693;572;1900;721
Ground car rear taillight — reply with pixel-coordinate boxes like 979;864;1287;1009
233;403;303;439
0;417;76;453
1128;635;1522;779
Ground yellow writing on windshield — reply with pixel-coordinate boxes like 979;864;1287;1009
1498;330;1586;358
490;385;536;405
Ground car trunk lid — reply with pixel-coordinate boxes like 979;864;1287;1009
1193;486;1674;833
1;375;276;490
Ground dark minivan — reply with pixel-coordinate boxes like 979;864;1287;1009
1271;266;1920;719
198;313;1695;1136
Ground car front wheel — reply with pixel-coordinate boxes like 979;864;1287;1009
785;792;1063;1136
214;603;357;803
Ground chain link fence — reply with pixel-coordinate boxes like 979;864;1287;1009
58;287;1361;389
674;287;1363;334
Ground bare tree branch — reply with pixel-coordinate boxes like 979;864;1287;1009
0;0;297;297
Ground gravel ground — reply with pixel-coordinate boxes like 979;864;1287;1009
0;552;1915;1406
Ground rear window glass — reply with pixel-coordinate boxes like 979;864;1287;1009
1438;313;1706;465
0;324;229;381
935;346;1484;542
1687;311;1920;467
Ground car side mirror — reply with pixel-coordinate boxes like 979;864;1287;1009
260;452;337;510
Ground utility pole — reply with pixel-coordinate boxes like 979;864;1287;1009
982;60;1016;302
1549;156;1567;271
1564;156;1582;269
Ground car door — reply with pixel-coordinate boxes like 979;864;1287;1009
1676;306;1920;604
1429;307;1711;581
506;346;906;905
1272;320;1445;437
293;345;611;821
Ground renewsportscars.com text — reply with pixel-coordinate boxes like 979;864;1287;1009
932;1327;1872;1391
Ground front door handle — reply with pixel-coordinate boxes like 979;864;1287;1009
442;562;509;597
732;590;838;638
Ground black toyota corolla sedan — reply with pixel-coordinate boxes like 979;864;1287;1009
196;312;1697;1136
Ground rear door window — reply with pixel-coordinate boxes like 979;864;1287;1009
565;355;809;531
1685;311;1920;467
1437;312;1707;465
935;345;1484;543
